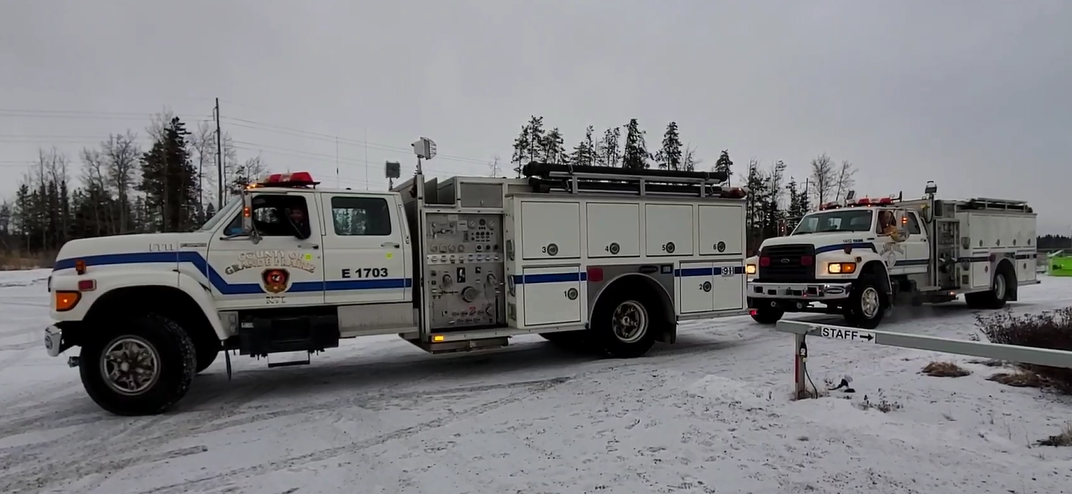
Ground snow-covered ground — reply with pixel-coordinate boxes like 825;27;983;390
1;270;1070;494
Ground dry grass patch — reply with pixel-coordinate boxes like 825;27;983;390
975;307;1072;394
922;361;971;378
987;370;1051;388
1037;423;1072;447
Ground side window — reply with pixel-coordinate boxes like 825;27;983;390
250;194;312;238
330;196;392;236
907;213;923;235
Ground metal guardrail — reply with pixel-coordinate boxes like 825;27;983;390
774;320;1072;398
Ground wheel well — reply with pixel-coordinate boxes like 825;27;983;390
81;286;219;351
593;274;676;343
860;261;892;294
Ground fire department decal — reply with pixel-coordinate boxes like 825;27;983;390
879;240;905;268
261;268;291;294
224;250;317;275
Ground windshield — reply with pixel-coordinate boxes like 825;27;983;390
197;197;242;232
792;209;874;235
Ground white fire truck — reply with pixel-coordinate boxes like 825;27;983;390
743;181;1040;329
44;158;749;415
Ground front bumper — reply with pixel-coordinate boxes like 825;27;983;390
747;281;853;301
44;325;66;357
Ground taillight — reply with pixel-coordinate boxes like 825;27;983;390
586;267;604;282
801;256;814;266
759;257;771;267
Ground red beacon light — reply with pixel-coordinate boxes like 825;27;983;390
875;196;894;205
855;197;872;206
719;186;747;199
258;171;319;188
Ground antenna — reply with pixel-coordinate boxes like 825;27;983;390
385;161;401;189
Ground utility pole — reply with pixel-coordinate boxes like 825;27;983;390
215;98;224;208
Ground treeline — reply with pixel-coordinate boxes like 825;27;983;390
0;111;267;261
507;116;859;252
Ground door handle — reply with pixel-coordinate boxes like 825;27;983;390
301;244;319;250
382;242;400;248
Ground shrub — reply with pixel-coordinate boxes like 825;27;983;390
922;361;971;378
974;307;1072;392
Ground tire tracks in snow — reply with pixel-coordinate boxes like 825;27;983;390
0;377;572;493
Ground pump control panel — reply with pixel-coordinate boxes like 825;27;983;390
424;213;506;330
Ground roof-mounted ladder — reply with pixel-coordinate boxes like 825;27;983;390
521;162;734;198
962;197;1033;213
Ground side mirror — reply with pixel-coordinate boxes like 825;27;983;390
239;192;261;244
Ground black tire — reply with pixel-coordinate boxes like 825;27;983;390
592;289;659;359
981;265;1014;310
79;315;197;416
844;275;887;330
750;306;784;324
195;343;220;374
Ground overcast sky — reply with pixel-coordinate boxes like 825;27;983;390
1;0;1069;233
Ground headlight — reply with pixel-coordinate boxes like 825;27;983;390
827;262;857;274
745;264;757;275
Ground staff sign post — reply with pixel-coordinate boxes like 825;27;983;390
775;320;1072;400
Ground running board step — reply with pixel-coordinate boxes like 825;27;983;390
405;337;509;355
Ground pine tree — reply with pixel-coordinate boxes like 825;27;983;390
525;116;545;163
621;118;649;170
714;150;734;184
511;123;531;177
541;127;567;163
655;122;683;170
597;127;621;167
570;125;598;166
137;116;197;232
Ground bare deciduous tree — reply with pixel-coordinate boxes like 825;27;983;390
835;160;856;201
682;144;701;172
487;154;502;177
103;131;140;234
809;153;836;206
189;121;218;210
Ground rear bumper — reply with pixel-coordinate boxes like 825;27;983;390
747;281;853;301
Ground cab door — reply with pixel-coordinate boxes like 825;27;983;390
207;191;326;310
900;212;930;275
319;193;409;305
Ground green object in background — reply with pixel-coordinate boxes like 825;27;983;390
1050;255;1072;277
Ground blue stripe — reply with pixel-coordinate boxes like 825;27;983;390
814;242;877;254
894;258;929;266
674;266;746;277
512;272;588;284
54;252;412;295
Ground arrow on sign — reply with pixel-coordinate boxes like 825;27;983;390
859;333;874;342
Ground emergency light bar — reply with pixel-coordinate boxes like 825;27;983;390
845;196;894;207
252;171;319;188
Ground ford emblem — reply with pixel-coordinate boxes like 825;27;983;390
780;258;790;264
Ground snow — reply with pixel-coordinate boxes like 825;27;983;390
1;269;1071;494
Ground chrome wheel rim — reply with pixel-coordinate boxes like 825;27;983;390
100;336;161;396
860;287;881;319
612;301;648;344
994;273;1006;300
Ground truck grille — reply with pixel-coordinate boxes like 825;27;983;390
758;244;815;282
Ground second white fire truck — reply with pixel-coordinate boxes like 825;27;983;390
744;181;1040;329
44;157;749;415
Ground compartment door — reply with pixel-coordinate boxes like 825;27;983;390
520;201;581;260
587;202;641;258
677;262;713;314
698;205;744;256
712;262;745;311
645;204;695;257
521;266;583;326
